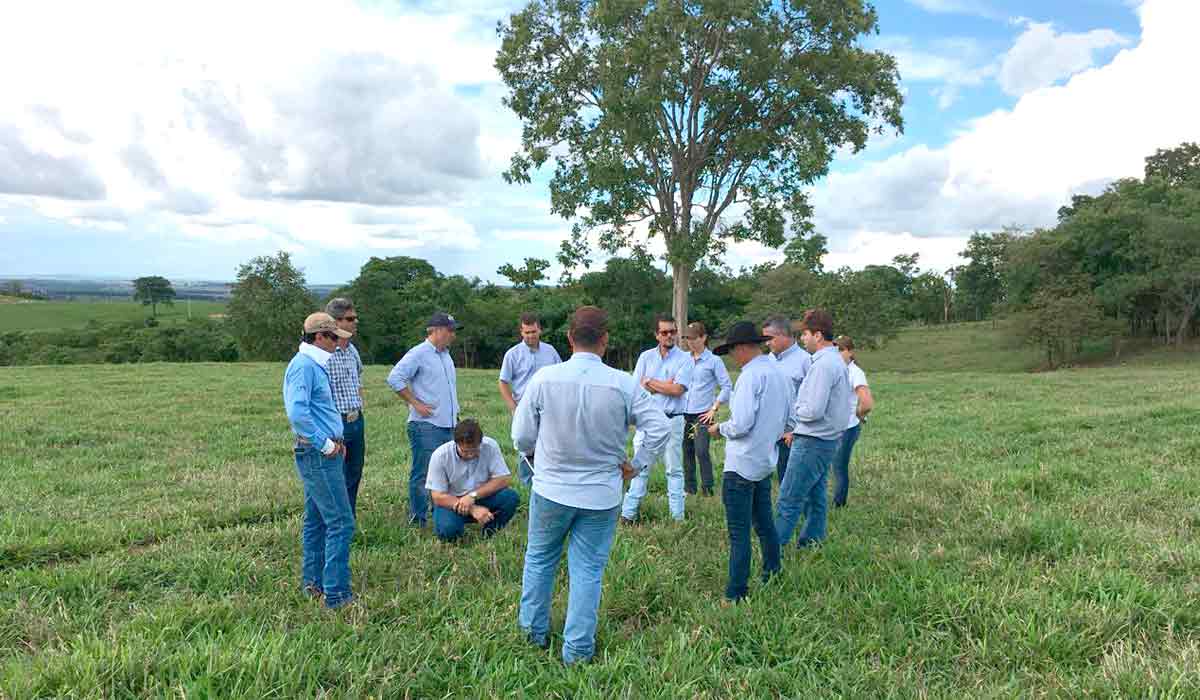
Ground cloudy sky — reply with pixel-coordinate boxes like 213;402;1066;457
0;0;1195;283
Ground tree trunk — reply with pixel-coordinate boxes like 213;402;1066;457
672;261;690;330
1177;301;1197;347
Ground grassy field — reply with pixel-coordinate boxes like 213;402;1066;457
2;353;1200;697
0;298;226;331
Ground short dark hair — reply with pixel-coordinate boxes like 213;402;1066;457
325;297;355;320
800;309;835;341
762;315;792;338
453;419;483;446
570;306;608;347
519;312;541;328
302;332;319;345
654;313;676;332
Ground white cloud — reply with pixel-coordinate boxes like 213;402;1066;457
807;0;1199;266
874;36;997;109
999;21;1130;96
904;0;1000;21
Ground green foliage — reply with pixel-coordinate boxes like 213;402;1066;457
0;299;225;331
496;0;904;324
132;276;176;318
497;257;551;289
0;320;238;366
1021;282;1117;369
227;252;315;362
782;232;829;274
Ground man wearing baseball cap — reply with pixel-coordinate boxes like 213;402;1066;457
774;309;851;549
283;312;356;609
387;311;463;527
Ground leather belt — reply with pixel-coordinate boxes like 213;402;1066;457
342;410;361;423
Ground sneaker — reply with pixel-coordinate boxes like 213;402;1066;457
303;584;324;600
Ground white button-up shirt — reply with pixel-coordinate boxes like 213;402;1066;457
512;352;670;510
499;340;562;403
718;354;792;482
386;339;459;429
632;345;693;416
682;348;733;414
771;342;811;406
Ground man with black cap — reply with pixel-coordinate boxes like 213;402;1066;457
707;321;791;602
283;312;356;609
387;311;463;528
774;309;851;549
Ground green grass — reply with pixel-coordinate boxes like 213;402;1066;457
0;299;226;331
2;357;1200;697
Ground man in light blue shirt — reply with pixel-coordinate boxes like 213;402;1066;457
763;315;812;483
387;311;462;527
775;309;852;549
681;321;732;496
283;312;355;609
513;306;669;665
621;314;693;523
708;321;791;601
498;312;562;486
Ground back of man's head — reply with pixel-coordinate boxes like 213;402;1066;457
570;306;608;349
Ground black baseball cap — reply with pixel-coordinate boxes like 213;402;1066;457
428;312;463;330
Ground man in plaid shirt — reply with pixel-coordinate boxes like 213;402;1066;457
326;298;366;516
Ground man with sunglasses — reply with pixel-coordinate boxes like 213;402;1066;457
325;298;365;516
283;312;356;609
621;313;692;523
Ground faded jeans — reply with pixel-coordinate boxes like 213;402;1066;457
406;421;453;526
831;423;862;508
621;415;685;521
775;434;841;546
294;443;355;608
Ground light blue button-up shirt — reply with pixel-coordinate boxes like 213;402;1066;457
499;340;562;403
789;345;852;440
772;342;811;406
682;348;733;414
718;354;791;482
512;352;670;510
283;343;344;451
632;345;693;416
386;339;459;429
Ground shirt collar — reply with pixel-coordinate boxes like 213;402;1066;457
776;342;800;360
424;338;446;354
523;341;541;353
812;345;838;360
571;351;603;363
298;342;332;368
692;348;712;362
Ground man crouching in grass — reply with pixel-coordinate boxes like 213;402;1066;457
426;419;521;542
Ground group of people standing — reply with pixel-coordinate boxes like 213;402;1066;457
282;299;873;664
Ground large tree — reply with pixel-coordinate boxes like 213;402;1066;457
227;252;315;361
496;0;903;326
132;276;176;318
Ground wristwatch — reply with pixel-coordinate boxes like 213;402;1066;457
468;490;479;500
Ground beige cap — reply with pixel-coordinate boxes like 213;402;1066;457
304;312;353;338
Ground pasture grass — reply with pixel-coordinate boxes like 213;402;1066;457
0;299;226;331
1;359;1199;697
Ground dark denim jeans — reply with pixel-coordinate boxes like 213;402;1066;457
775;438;790;484
433;488;521;541
294;443;355;608
342;411;365;516
775;434;841;547
519;492;620;665
831;423;862;508
406;421;453;526
721;471;780;601
682;413;714;494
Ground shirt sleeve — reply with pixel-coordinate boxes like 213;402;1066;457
632;351;648;383
498;348;515;384
671;355;692;391
851;365;868;388
714;358;733;405
511;377;541;455
353;344;364;376
386;347;419;392
792;362;835;424
284;364;329;447
486;441;512;478
719;373;759;440
425;447;451;492
629;386;670;469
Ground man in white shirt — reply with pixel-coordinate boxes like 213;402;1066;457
498;312;562;485
426;419;520;542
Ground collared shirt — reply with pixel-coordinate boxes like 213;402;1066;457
499;340;562;403
771;342;812;406
846;361;868;429
283;342;344;452
682;348;733;414
425;436;511;496
632;345;693;416
512;352;670;510
386;339;459;428
327;342;364;413
718;354;791;482
789;345;852;440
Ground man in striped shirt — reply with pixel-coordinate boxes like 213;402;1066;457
325;298;365;516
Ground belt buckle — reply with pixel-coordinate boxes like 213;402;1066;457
345;410;360;423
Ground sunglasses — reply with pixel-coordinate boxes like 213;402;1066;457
658;329;677;336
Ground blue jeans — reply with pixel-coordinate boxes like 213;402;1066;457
342;412;365;516
518;453;534;487
294;443;355;608
722;471;780;601
433;488;521;541
622;415;686;521
406;422;453;526
775;438;790;484
775;434;841;546
519;492;619;665
831;423;862;508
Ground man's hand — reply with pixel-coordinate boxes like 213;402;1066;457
455;494;476;515
707;422;720;437
619;461;636;481
700;407;717;424
470;505;494;524
641;377;656;394
782;432;794;447
414;401;435;418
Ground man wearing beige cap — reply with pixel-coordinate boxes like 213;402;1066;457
283;312;356;609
